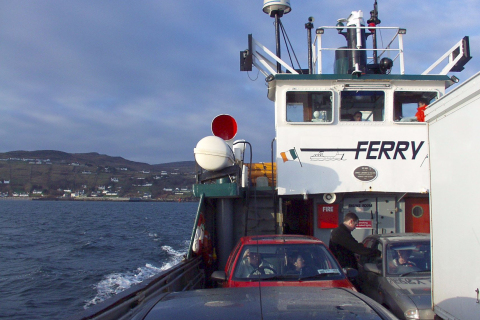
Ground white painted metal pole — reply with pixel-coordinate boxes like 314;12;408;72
316;33;323;74
399;34;405;75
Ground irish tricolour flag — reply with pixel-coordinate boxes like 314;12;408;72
280;148;302;166
280;149;297;162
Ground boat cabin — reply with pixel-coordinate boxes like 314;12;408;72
239;6;468;245
273;73;442;244
193;4;470;271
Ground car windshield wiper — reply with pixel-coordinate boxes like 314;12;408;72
399;269;431;277
299;272;341;280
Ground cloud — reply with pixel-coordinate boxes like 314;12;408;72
0;0;478;164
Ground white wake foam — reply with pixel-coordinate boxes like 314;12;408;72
84;245;188;309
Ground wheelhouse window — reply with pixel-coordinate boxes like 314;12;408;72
340;91;385;121
393;91;437;122
286;91;333;123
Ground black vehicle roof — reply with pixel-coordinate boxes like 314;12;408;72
141;287;397;320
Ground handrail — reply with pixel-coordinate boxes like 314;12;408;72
187;194;205;259
314;26;405;75
251;37;299;76
422;36;471;75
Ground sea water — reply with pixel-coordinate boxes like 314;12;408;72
0;200;197;320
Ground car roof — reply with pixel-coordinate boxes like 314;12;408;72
240;234;324;245
365;233;430;244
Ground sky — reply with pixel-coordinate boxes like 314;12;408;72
0;0;479;165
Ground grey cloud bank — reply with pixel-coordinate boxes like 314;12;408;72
0;0;478;164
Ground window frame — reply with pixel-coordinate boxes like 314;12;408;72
285;90;334;124
393;90;440;124
339;90;386;122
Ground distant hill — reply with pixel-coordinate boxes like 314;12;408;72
0;150;197;200
0;150;194;171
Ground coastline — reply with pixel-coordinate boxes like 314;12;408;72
0;196;197;202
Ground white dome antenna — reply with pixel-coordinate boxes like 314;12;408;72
263;0;291;17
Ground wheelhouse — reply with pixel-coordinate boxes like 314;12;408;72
272;74;447;242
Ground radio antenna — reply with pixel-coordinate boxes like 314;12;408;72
367;0;381;64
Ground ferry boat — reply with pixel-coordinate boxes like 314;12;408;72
70;1;471;319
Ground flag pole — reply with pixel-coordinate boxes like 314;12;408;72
294;147;302;167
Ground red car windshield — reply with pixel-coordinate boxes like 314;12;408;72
233;243;344;281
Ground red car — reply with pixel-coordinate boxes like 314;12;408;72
211;235;357;290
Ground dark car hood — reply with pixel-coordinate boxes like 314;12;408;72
140;287;397;320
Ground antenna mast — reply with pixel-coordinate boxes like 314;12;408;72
367;0;381;64
263;0;292;73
